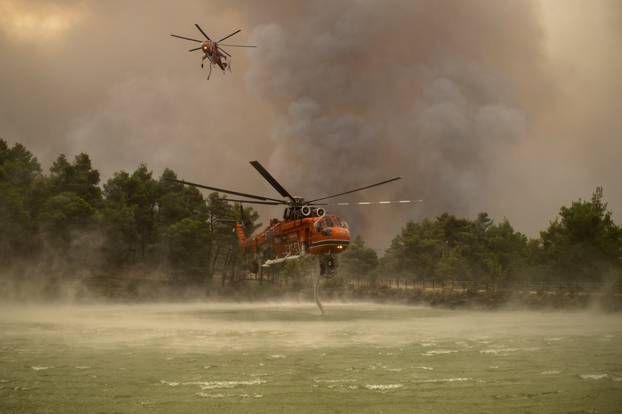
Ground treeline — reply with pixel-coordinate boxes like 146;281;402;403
339;189;622;289
1;139;621;300
0;139;259;298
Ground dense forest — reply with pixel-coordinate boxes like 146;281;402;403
345;194;622;288
1;139;621;301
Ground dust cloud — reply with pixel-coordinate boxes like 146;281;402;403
1;302;620;351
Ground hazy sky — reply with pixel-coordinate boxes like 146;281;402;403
1;0;620;249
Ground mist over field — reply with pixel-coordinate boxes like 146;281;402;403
2;302;620;350
1;303;621;413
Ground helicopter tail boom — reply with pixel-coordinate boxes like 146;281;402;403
234;222;248;248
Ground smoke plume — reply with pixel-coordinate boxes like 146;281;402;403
0;0;620;249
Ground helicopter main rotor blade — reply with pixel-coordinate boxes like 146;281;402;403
249;161;296;204
189;46;203;52
218;44;256;48
313;199;422;206
217;29;241;43
195;23;211;40
166;178;285;203
306;177;402;204
224;198;284;205
217;46;231;57
171;34;203;43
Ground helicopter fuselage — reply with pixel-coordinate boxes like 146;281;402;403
171;25;256;78
201;40;218;54
201;40;227;70
168;160;401;270
236;214;351;258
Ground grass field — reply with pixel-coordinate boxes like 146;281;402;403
1;302;621;413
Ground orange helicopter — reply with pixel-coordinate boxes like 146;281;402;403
170;161;418;277
171;24;256;79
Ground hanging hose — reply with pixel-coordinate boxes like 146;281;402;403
314;268;325;316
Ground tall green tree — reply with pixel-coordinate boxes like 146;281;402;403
540;187;622;283
157;169;214;284
164;217;211;283
101;165;160;268
39;192;96;249
157;169;208;227
0;140;44;262
48;153;102;208
38;153;102;258
339;236;379;282
205;193;260;285
383;219;444;278
383;212;529;284
483;219;529;285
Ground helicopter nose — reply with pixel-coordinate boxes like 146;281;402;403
331;227;350;240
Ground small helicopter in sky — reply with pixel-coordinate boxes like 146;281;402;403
171;24;256;79
170;161;419;277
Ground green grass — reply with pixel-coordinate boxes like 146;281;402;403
1;303;621;413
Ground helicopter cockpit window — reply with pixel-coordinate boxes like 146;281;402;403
315;217;335;232
336;218;349;228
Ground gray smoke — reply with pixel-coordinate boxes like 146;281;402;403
0;0;620;249
240;1;542;247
